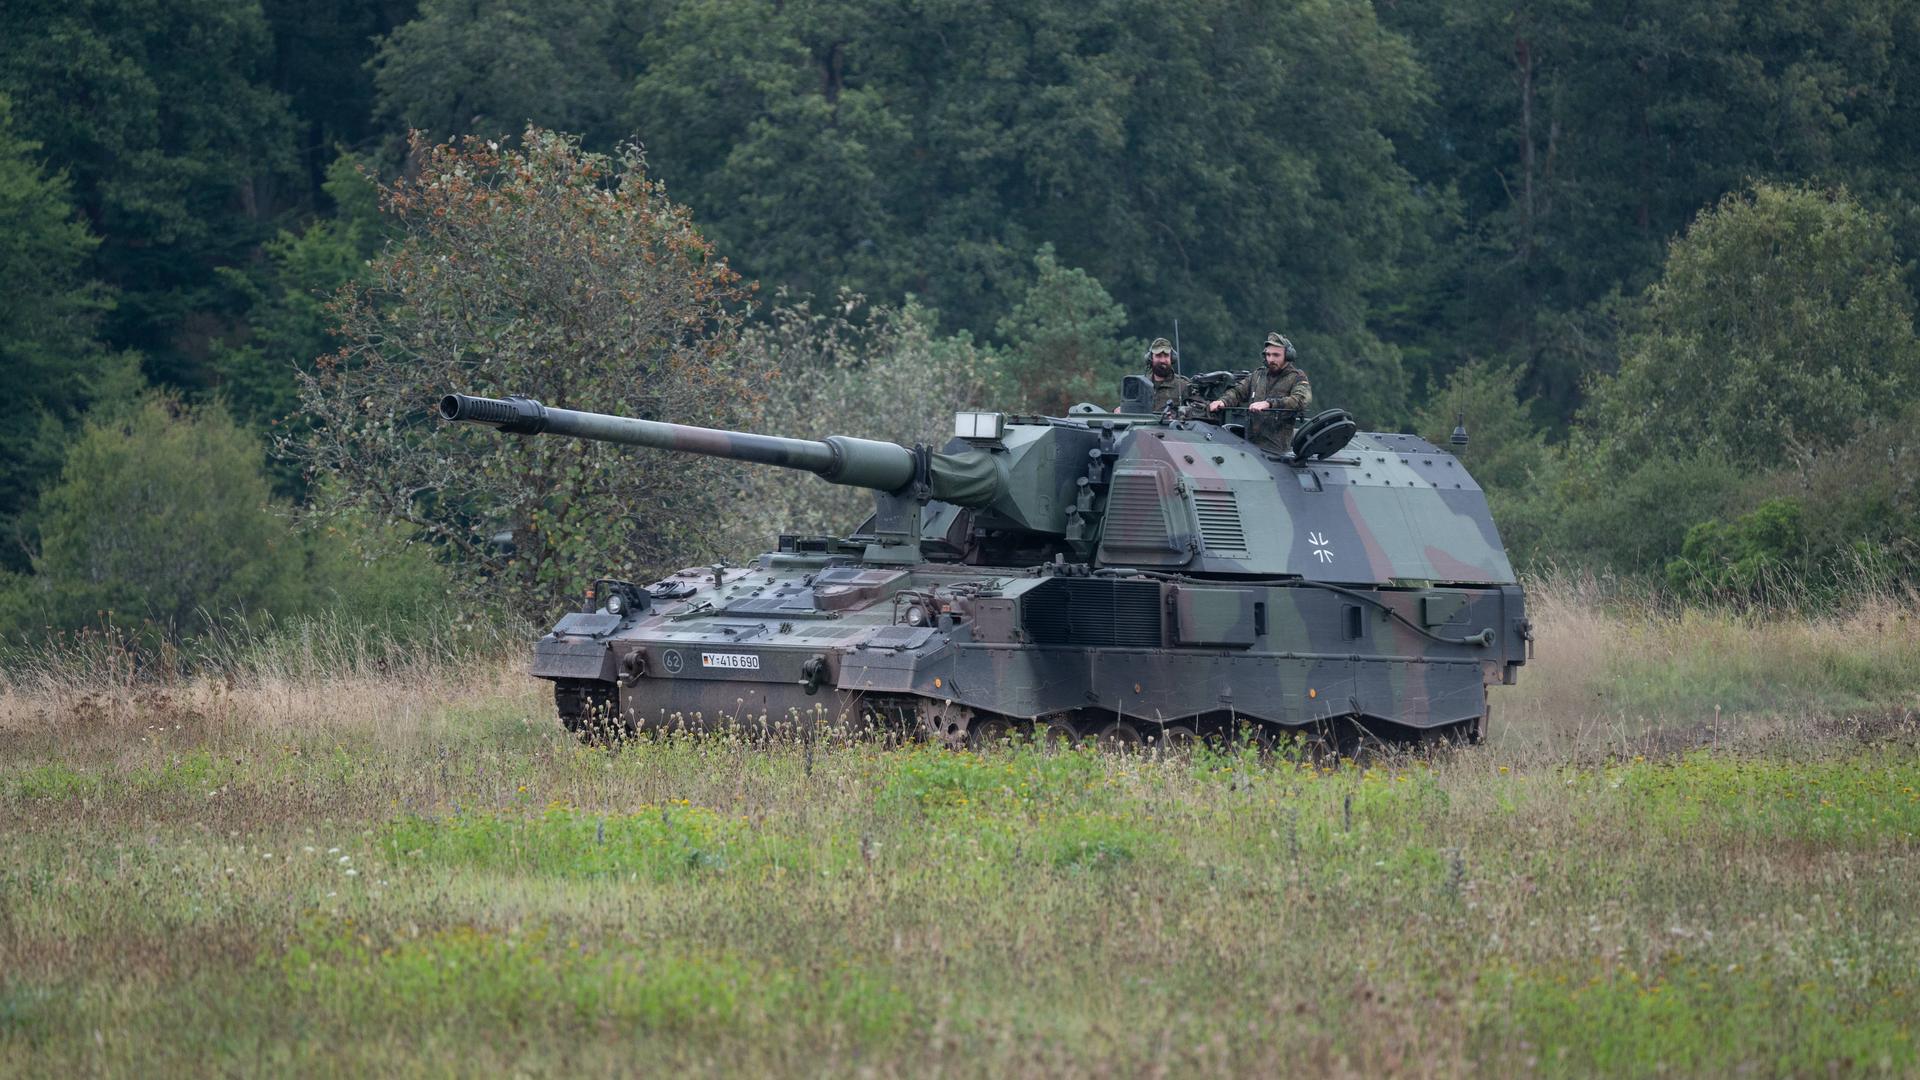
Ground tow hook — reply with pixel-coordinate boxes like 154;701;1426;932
619;651;647;687
799;655;828;695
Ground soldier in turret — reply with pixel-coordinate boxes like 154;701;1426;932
1145;337;1188;412
1210;332;1312;453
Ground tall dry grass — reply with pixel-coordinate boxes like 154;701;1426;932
0;611;536;753
5;575;1917;760
1495;570;1920;757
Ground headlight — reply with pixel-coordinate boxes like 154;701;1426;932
606;592;626;615
905;604;927;626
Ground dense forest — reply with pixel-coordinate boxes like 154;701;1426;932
5;0;1920;639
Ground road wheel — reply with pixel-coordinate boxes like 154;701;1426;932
1092;720;1144;752
1154;725;1200;754
967;714;1018;751
1230;721;1275;755
1037;716;1079;751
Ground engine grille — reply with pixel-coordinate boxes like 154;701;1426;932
1020;578;1163;647
1192;489;1248;555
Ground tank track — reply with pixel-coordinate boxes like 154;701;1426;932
921;706;1481;755
552;681;1479;755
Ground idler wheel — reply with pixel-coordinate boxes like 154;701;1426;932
915;702;974;749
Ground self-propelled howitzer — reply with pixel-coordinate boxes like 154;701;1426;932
438;389;1531;749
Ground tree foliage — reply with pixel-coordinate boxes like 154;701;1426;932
1588;183;1920;467
1412;359;1560;563
721;295;1005;549
371;0;645;147
12;0;1920;613
215;157;385;450
0;96;142;570
627;0;1427;421
1384;0;1920;420
0;0;299;387
995;245;1140;416
261;0;415;187
7;399;304;639
297;129;750;620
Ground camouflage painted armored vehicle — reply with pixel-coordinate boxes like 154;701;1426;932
438;380;1531;750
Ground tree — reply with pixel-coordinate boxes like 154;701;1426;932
1412;359;1559;563
1383;0;1920;421
721;295;1005;549
995;245;1140;415
1587;183;1920;468
627;0;1429;421
370;0;646;148
6;398;306;639
0;0;300;389
214;156;385;454
297;129;751;620
261;0;416;198
0;96;142;571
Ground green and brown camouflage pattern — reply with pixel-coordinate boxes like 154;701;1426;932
439;388;1531;748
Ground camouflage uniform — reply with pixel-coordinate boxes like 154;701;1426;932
1147;373;1190;411
1145;337;1189;412
1219;336;1311;453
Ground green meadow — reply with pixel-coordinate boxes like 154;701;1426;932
4;583;1919;1076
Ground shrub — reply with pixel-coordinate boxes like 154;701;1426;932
1665;498;1809;601
1588;183;1920;468
718;295;1004;549
296;128;750;621
994;244;1140;415
6;397;307;640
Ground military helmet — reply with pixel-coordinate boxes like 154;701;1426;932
1264;332;1296;363
1149;337;1173;356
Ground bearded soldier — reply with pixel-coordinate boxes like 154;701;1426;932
1144;337;1189;412
1209;332;1312;453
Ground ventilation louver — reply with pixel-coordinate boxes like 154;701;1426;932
1192;489;1248;555
1019;578;1162;647
1103;469;1172;548
1096;464;1187;566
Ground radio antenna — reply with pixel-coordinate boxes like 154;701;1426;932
1173;319;1182;377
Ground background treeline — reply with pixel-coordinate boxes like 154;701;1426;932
4;0;1920;643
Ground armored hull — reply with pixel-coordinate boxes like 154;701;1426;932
448;391;1535;749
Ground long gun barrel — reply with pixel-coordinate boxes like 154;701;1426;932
440;393;1000;504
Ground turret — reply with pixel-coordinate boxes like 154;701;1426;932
438;391;1517;586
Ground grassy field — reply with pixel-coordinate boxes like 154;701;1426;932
4;581;1919;1076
